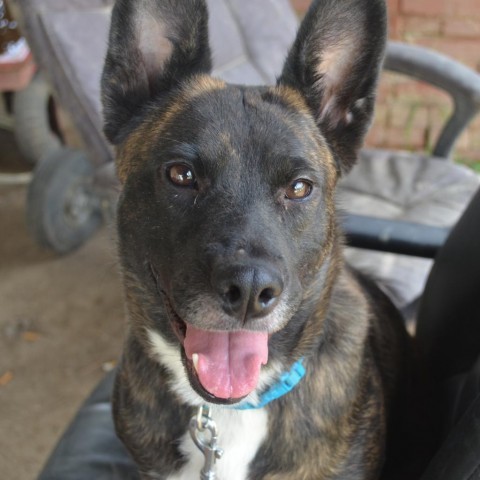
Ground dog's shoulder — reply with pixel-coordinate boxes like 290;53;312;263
346;266;411;385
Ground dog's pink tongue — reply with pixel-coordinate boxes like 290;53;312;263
184;325;268;399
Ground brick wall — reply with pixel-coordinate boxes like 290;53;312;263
289;0;480;165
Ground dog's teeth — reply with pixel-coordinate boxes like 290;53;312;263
192;353;199;373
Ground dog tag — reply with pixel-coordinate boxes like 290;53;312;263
189;405;224;480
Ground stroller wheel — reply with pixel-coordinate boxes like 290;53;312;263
27;147;103;254
13;72;62;164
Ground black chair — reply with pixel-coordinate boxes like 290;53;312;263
416;186;480;480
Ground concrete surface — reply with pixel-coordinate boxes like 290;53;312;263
0;129;124;479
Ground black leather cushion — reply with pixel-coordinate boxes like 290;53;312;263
416;187;480;480
420;358;480;480
38;371;139;480
417;187;480;382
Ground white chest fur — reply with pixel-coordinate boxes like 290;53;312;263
168;407;268;480
146;329;269;479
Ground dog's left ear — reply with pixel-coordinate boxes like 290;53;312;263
101;0;211;144
278;0;387;174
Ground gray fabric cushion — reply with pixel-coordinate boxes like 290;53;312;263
210;0;297;83
338;149;480;308
419;355;480;480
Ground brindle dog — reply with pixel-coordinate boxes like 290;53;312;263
101;0;416;478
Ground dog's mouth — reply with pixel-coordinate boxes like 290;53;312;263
160;288;268;404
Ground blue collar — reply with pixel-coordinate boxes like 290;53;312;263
234;358;306;410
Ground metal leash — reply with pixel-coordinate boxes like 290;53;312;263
189;405;224;480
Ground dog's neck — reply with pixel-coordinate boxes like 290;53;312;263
233;357;306;410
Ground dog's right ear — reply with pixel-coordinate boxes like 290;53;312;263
101;0;211;144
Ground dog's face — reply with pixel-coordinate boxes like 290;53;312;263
114;81;338;402
102;0;386;404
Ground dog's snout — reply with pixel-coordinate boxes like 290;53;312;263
212;263;283;321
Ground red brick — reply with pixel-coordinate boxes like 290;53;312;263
289;0;311;15
394;80;452;108
388;102;430;129
400;0;450;17
467;140;480;159
453;129;473;152
418;37;480;70
365;124;387;148
424;104;453;150
443;18;480;39
387;0;401;16
455;149;480;164
377;72;414;100
451;0;480;17
470;115;480;131
373;103;389;125
382;124;427;150
376;83;392;103
400;16;442;38
470;132;480;150
387;0;402;38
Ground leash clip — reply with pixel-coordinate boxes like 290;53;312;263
189;405;224;480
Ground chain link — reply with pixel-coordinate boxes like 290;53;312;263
189;405;224;480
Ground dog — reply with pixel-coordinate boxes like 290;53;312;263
101;0;416;478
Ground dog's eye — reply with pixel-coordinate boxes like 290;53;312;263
167;164;196;188
285;179;312;200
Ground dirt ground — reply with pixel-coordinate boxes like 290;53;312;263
0;129;125;479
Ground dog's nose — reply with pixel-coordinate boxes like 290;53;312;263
212;263;283;320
